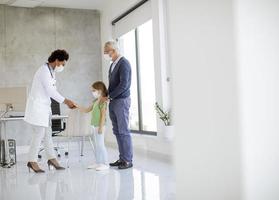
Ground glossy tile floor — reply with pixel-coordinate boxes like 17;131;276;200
0;142;175;200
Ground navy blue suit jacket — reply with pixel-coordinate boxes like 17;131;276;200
108;57;131;100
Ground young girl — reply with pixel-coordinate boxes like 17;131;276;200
78;81;109;171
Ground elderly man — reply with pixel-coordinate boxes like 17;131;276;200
104;41;133;169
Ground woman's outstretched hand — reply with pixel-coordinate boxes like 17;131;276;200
64;99;77;109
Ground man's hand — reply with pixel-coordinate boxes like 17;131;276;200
64;99;77;109
102;96;110;103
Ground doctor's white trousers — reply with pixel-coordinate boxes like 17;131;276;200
28;125;56;162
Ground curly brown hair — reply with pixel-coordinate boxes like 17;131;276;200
48;49;69;62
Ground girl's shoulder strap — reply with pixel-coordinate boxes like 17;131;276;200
98;99;108;110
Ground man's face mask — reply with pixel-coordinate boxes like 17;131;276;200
103;53;112;61
104;49;113;61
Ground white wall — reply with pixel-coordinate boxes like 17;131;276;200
169;0;279;199
168;0;242;199
100;0;173;159
235;0;279;199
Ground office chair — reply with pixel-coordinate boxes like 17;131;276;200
38;98;67;158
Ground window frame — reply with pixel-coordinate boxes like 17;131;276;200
119;25;157;136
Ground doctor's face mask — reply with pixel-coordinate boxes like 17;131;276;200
55;60;66;73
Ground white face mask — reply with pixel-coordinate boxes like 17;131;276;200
54;65;64;73
104;53;112;61
92;91;101;99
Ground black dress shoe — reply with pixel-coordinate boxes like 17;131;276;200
109;159;123;167
118;161;133;170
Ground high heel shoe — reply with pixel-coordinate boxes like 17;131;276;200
47;159;65;170
27;162;45;173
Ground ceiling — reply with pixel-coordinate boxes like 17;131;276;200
0;0;105;10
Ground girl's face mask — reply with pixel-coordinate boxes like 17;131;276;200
92;90;101;98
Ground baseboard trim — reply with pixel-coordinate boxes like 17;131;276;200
105;141;173;163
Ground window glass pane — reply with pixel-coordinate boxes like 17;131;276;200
137;20;157;132
118;29;139;131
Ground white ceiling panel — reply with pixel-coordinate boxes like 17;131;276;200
0;0;106;9
0;0;11;4
9;0;43;8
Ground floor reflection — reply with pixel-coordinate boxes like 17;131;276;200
0;146;175;200
116;169;134;200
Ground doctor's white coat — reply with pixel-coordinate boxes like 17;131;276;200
24;64;65;127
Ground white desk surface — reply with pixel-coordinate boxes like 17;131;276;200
0;115;68;122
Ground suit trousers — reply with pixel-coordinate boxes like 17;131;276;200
109;97;133;163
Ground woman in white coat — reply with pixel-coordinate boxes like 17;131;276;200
24;49;76;173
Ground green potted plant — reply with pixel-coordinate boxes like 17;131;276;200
155;102;173;140
155;102;171;126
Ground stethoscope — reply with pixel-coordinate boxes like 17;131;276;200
46;63;56;86
46;63;54;78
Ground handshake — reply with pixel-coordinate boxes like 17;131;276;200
64;98;79;109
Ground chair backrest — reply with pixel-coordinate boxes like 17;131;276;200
65;109;91;137
51;98;64;133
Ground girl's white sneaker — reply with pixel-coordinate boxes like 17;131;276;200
87;164;99;169
95;164;109;171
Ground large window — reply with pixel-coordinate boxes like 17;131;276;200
118;20;157;135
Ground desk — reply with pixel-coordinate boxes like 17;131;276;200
0;115;68;168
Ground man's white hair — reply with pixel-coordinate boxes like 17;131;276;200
105;40;120;53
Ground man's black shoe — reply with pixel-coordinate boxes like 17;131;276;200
118;161;133;170
109;159;123;167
